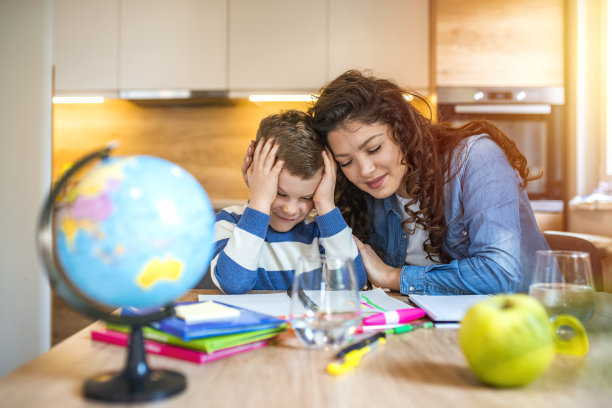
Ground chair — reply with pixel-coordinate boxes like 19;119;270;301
543;230;604;292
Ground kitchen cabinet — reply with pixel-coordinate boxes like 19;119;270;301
435;0;564;87
119;0;227;90
53;0;119;94
53;0;431;95
328;0;430;93
228;0;327;93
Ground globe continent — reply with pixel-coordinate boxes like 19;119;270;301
55;155;215;308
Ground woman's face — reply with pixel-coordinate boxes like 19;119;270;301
327;122;407;199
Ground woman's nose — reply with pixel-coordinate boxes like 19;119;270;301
356;156;375;177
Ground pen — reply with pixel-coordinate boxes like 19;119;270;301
362;308;426;326
327;336;386;376
335;332;386;359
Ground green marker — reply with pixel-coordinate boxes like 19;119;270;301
385;321;434;335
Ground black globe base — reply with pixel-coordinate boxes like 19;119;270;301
84;369;186;402
84;324;186;403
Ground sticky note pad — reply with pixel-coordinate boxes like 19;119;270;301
175;301;241;324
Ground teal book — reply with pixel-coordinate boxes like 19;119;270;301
106;322;286;354
121;301;287;341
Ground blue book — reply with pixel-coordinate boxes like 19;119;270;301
121;301;287;341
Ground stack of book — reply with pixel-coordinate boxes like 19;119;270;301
90;301;287;364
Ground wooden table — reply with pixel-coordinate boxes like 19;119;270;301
1;290;611;408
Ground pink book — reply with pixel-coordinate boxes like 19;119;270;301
91;328;269;364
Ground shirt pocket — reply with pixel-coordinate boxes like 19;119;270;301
447;220;470;251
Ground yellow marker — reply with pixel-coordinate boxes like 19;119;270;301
327;337;386;376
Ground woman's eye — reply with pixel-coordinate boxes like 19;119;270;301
367;145;382;154
339;160;352;168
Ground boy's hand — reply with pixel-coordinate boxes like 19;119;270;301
353;237;401;291
241;140;255;187
247;138;284;214
313;149;336;216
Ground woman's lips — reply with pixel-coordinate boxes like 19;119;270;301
366;175;386;189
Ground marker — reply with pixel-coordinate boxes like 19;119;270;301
384;321;434;335
327;335;386;376
362;308;426;326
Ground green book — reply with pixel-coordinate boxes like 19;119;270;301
106;322;287;354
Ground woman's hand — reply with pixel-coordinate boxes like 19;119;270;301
313;149;336;216
354;236;401;291
246;138;284;214
241;140;255;187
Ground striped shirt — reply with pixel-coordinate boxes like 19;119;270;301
210;204;366;294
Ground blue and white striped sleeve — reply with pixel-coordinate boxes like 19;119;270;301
316;207;368;290
210;206;270;294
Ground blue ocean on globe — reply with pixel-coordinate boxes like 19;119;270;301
55;155;215;308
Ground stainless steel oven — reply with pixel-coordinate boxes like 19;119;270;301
437;87;565;202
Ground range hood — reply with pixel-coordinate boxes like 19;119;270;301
119;89;228;100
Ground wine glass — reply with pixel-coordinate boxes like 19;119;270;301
289;254;361;350
529;250;596;325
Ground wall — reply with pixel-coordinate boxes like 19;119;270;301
53;99;313;206
0;0;52;376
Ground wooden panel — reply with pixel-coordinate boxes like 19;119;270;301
53;99;312;203
435;0;564;87
329;0;430;92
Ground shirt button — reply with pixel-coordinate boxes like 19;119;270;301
462;230;468;236
409;286;415;291
402;235;407;239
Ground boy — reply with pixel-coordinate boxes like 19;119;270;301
210;110;366;294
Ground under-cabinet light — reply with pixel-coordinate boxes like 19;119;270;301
52;96;105;104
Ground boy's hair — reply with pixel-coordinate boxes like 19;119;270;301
255;110;324;179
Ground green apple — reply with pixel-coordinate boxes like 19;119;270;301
459;294;555;387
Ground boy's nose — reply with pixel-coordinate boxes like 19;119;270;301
282;201;298;216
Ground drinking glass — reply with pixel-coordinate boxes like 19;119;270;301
529;250;596;325
289;254;361;350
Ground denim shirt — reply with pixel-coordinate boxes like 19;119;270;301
366;134;549;295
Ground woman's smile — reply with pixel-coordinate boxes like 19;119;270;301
366;174;386;189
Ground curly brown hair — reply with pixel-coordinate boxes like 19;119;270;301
309;70;539;263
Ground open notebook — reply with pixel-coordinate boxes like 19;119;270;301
408;294;491;322
198;288;410;318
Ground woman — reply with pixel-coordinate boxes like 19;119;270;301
308;70;549;295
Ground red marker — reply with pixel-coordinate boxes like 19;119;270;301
362;308;426;326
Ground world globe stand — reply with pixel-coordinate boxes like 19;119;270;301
83;324;185;402
37;144;188;402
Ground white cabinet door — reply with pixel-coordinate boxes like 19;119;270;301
328;0;430;93
120;0;227;90
228;0;326;93
53;0;119;93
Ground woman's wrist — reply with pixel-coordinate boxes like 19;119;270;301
383;266;402;291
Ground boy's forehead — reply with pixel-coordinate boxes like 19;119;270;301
277;169;322;195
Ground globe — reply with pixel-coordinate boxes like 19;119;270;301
54;154;214;309
37;144;216;402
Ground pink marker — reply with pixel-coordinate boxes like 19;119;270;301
362;308;426;326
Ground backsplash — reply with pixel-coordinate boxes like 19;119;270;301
53;99;311;206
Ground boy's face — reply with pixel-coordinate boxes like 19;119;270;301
269;168;323;233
